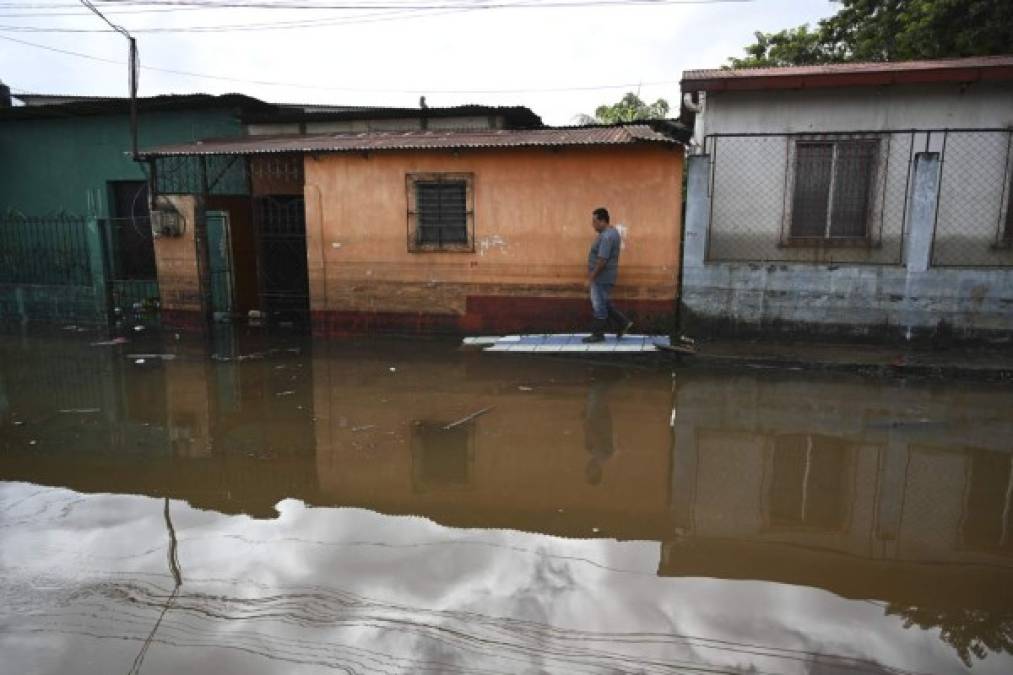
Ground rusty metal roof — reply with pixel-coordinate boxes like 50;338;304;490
138;123;686;158
682;55;1013;92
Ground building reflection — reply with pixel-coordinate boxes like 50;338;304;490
2;332;1013;664
663;372;1013;665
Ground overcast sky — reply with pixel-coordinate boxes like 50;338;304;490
1;0;838;124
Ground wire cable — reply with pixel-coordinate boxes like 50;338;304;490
0;32;681;95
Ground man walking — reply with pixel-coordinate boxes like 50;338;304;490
583;207;633;344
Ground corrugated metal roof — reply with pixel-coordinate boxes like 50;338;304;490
0;93;274;121
682;55;1013;91
242;104;543;128
139;123;685;158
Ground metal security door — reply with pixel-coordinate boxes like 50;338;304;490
254;196;310;322
206;210;235;317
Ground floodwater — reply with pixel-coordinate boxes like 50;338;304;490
1;329;1012;675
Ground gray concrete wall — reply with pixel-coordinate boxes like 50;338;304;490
682;148;1013;342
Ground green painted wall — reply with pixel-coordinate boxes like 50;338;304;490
0;108;243;218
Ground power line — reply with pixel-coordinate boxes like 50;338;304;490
0;32;681;95
79;0;129;36
1;0;752;12
76;0;140;157
0;4;459;29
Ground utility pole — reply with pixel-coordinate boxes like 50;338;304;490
79;0;139;159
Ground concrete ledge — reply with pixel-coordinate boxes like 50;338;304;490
686;338;1013;383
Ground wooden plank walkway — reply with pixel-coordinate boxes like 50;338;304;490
463;333;670;353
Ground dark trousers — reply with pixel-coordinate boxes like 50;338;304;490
589;281;630;335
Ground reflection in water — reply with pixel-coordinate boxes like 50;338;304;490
583;370;618;486
1;330;1013;674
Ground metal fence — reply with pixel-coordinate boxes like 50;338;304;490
703;131;914;265
0;215;161;325
0;216;92;285
99;217;161;317
155;154;249;196
703;129;1013;269
932;130;1013;267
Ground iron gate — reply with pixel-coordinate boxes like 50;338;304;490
254;195;309;322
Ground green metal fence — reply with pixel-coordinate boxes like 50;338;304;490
0;215;92;286
0;215;160;326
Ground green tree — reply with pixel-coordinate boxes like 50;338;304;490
575;92;670;125
728;0;1013;68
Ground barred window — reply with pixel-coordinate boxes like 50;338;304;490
407;173;474;252
789;139;879;242
767;434;851;531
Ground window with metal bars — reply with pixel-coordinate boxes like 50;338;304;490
788;139;879;243
407;173;474;252
766;434;852;532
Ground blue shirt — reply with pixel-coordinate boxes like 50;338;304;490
587;227;621;286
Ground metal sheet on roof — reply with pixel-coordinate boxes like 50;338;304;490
682;55;1013;81
681;55;1013;93
139;124;683;158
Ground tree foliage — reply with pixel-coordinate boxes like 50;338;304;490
575;92;670;125
728;0;1013;68
885;603;1013;667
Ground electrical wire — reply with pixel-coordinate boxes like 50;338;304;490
0;32;682;95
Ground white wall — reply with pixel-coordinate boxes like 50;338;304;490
698;82;1013;139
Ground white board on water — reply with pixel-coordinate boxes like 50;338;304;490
477;333;669;353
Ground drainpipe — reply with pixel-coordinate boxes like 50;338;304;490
682;91;705;154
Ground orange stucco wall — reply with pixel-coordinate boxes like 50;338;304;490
304;145;683;331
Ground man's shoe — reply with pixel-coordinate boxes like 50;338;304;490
617;320;634;340
582;333;605;344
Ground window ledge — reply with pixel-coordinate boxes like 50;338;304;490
779;237;879;250
408;243;475;253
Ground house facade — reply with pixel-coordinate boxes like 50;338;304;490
140;121;687;335
0;93;273;324
679;56;1013;342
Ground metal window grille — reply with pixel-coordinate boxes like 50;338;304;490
789;139;879;241
406;173;474;252
416;181;468;246
932;129;1013;267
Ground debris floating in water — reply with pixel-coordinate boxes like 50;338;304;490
275;390;296;397
90;337;129;347
58;408;100;414
443;406;494;431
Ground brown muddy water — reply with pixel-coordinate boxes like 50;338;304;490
1;329;1012;675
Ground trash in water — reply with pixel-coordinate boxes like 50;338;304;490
90;337;129;347
518;386;534;391
443;406;494;431
28;440;37;446
62;325;78;331
126;354;176;361
389;367;397;372
58;408;100;414
13;421;25;426
133;325;145;332
275;390;296;397
351;425;375;432
134;358;146;365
